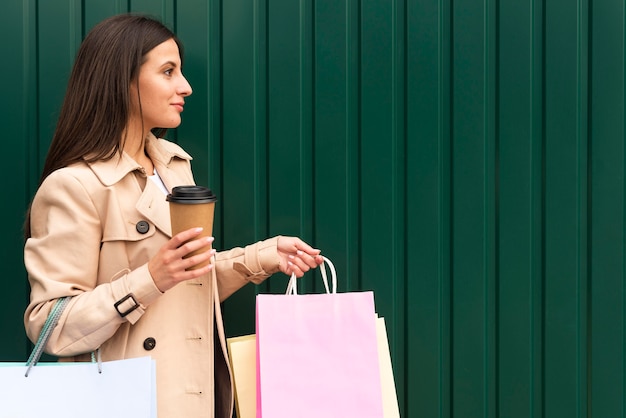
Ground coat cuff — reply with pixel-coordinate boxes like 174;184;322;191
232;236;282;284
109;264;163;324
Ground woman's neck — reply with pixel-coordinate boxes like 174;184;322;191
123;129;154;175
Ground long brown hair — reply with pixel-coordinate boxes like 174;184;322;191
24;14;184;238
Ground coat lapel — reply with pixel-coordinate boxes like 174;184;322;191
136;179;173;237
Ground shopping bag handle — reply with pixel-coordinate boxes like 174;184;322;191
25;297;71;377
25;297;102;377
285;256;337;295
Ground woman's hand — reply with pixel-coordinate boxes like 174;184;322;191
148;227;215;292
276;236;323;277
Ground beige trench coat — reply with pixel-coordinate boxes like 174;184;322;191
24;134;281;418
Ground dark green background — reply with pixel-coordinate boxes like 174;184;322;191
2;0;625;417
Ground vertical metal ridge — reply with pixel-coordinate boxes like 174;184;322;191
299;0;313;241
172;0;178;32
164;0;176;32
484;0;498;415
539;0;548;413
439;0;453;415
530;0;545;415
576;0;590;415
623;4;626;414
493;0;501;410
391;0;407;395
208;0;224;239
345;0;360;290
69;0;82;64
253;0;268;239
24;0;39;199
80;0;86;38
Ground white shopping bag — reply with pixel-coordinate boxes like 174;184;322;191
0;356;157;418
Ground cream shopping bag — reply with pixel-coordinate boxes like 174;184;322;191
227;334;257;418
376;316;401;418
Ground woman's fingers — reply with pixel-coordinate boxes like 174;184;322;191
295;241;321;257
176;236;214;257
170;227;211;248
149;228;216;292
181;248;216;270
276;236;324;277
288;252;323;277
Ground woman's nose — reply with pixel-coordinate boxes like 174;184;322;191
179;75;193;97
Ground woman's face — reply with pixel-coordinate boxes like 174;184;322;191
129;38;192;132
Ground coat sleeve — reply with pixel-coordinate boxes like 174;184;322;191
23;170;162;356
213;236;283;301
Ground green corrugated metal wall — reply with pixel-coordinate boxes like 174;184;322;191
2;0;625;417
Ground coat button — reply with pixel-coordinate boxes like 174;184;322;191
136;220;150;234
143;337;156;351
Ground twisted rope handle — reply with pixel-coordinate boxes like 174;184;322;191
285;256;337;295
24;297;103;377
25;297;71;377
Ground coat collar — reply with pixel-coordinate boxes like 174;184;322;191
86;133;192;187
85;133;194;238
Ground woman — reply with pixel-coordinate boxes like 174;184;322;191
23;14;323;417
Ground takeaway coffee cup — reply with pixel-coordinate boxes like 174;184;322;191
166;185;217;269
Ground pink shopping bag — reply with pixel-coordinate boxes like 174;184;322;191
255;257;383;418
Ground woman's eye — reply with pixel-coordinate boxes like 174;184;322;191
164;69;173;76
